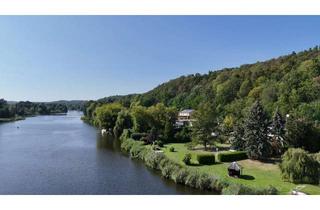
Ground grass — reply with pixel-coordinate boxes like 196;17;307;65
163;143;320;195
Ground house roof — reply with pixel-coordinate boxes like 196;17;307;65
179;109;194;114
228;161;241;171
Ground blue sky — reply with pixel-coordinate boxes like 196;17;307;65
0;16;320;102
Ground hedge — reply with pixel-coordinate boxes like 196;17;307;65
217;151;248;162
120;137;278;195
197;154;215;165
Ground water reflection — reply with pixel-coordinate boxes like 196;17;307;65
96;133;217;195
96;133;122;153
0;112;216;194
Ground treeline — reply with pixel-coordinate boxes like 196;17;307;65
0;99;68;119
83;46;320;153
49;100;86;111
82;46;320;186
90;46;320;125
82;102;190;144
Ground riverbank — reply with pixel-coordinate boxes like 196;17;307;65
163;143;320;195
0;112;68;123
119;132;280;195
0;116;25;123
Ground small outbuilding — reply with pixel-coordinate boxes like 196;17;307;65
228;161;241;177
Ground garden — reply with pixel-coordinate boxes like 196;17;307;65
162;143;320;195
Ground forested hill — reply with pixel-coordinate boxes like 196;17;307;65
96;46;320;122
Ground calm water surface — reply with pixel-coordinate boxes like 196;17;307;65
0;111;211;194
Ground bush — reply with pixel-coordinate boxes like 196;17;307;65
313;152;320;163
131;132;147;141
129;143;146;159
185;171;200;188
221;183;277;195
120;138;135;153
217;151;248;162
172;168;190;184
119;129;131;142
196;173;212;190
161;162;179;179
197;154;215;165
183;153;192;165
144;150;165;170
169;146;175;152
280;148;320;184
154;140;164;147
210;177;228;192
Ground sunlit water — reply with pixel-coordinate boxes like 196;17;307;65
0;111;212;194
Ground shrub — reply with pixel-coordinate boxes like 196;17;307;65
161;162;179;179
313;152;320;163
210;177;228;192
183;153;192;165
159;157;172;170
144;150;165;170
197;154;215;165
196;173;212;190
262;185;278;195
221;183;276;195
280;148;320;184
129;143;145;159
151;144;161;151
217;151;248;162
169;146;175;152
119;129;131;142
185;171;200;188
172;168;190;184
120;138;135;153
154;140;164;147
131;132;147;141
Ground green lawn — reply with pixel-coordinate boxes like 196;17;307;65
163;143;320;195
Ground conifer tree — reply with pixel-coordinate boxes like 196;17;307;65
244;101;271;159
270;107;286;155
231;122;246;150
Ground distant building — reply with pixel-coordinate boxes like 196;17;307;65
176;109;194;127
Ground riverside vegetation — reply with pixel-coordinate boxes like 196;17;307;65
83;47;320;194
0;99;85;122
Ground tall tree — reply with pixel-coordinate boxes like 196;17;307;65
113;109;133;137
244;101;271;160
270;107;286;155
231;121;246;150
192;102;218;150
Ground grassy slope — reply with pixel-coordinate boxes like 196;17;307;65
163;143;320;195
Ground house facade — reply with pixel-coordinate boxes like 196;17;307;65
176;109;194;127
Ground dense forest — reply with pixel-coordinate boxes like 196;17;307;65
86;46;319;122
83;46;320;152
0;99;68;120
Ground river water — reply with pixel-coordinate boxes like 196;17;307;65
0;111;208;194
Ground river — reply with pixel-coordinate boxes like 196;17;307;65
0;111;209;194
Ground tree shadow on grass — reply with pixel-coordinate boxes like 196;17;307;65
239;174;255;180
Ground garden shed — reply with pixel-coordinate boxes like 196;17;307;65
228;161;241;177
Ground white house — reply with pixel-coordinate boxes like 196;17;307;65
176;109;194;127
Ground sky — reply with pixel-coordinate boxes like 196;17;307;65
1;16;320;102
